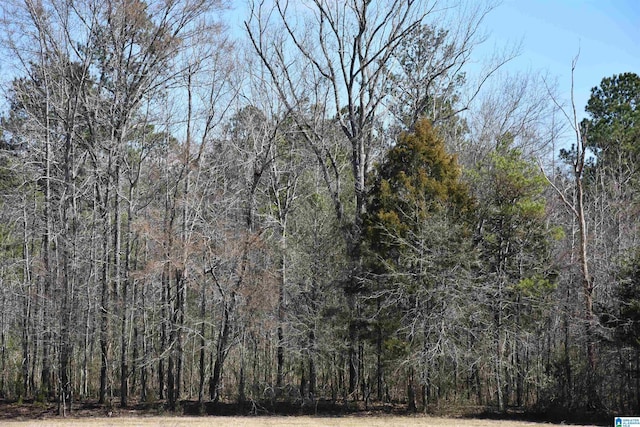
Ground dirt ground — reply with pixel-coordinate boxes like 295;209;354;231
0;399;608;426
0;416;603;427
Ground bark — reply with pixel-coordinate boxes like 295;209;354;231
376;312;383;402
40;43;53;402
198;279;206;406
119;167;132;408
98;166;111;404
210;297;232;403
309;329;317;400
21;201;32;398
276;247;285;390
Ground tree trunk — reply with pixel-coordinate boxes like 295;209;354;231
0;292;6;397
167;349;176;411
276;273;285;390
348;293;358;397
198;280;206;406
41;55;53;401
407;370;417;412
376;298;383;402
210;298;232;402
21;200;32;398
238;333;246;403
98;168;111;404
309;329;317;400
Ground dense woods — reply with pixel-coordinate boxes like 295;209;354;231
0;0;638;418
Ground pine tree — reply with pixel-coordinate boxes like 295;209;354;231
364;118;473;408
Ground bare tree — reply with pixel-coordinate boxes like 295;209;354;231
246;0;514;399
541;57;598;407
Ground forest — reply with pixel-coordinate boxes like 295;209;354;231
0;0;638;420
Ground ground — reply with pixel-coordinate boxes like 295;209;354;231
0;415;604;426
0;399;607;426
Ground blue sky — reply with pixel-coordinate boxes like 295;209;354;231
483;0;640;118
229;0;639;121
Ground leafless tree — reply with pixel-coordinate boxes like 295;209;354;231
246;0;510;398
540;57;598;408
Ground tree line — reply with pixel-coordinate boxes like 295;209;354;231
0;0;638;417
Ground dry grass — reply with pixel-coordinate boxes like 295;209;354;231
0;415;601;427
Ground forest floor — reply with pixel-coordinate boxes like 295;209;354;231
0;399;608;426
0;416;606;426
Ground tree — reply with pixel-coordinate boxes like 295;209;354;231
2;40;98;410
543;58;599;410
385;20;496;139
246;0;503;398
364;118;472;409
584;72;640;172
473;134;556;410
583;74;640;412
366;119;470;260
607;250;640;410
1;0;230;411
581;73;640;301
89;0;228;408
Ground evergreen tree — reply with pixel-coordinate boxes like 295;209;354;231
472;134;557;410
584;72;640;173
364;118;473;408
